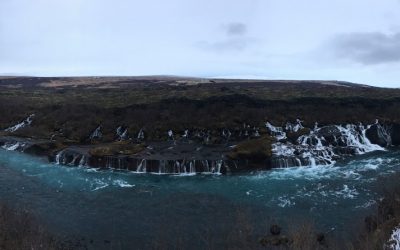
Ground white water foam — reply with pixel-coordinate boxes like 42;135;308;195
335;185;359;199
1;142;23;151
90;178;109;191
276;196;296;208
336;124;384;154
113;179;135;188
265;122;286;140
4;114;35;132
386;226;400;250
267;121;389;168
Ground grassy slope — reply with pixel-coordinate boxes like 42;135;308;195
0;77;399;143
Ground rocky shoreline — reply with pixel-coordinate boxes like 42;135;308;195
1;77;400;174
1;118;399;174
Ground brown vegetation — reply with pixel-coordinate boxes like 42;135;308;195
0;204;76;250
351;174;400;250
89;141;145;157
228;136;273;161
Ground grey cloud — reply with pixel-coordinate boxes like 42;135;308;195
332;32;400;64
225;22;247;36
196;22;250;52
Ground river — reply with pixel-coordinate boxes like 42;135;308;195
0;148;399;249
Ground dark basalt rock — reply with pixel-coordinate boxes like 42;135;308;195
333;146;358;156
23;142;61;156
270;224;281;235
316;126;341;145
392;123;400;146
286;128;311;144
366;124;390;147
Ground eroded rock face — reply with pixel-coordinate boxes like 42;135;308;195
0;118;398;173
365;124;392;147
315;126;341;145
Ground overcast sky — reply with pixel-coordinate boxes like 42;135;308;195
1;0;400;87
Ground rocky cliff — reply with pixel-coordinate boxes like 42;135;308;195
0;77;399;174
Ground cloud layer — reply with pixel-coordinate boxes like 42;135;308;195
1;0;400;87
225;22;247;36
332;32;400;65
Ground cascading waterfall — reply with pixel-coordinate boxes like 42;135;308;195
116;126;128;141
4;114;35;132
136;159;147;173
373;120;392;146
1;142;25;151
285;119;304;132
137;129;145;140
151;159;225;175
55;150;64;165
55;150;88;167
78;155;87;167
336;124;384;154
265;122;286;140
90;126;102;140
267;120;391;168
51;150;227;175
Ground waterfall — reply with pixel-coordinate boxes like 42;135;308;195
265;122;287;140
1;142;24;151
375;122;392;146
51;149;227;175
159;160;166;174
285;119;304;132
55;150;64;165
167;130;174;140
267;121;391;168
54;149;88;167
336;124;384;154
79;155;87;167
136;159;147;173
90;126;102;140
116;126;128;141
137;129;145;140
70;154;80;166
5;114;35;132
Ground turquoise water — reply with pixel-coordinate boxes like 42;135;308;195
0;149;400;249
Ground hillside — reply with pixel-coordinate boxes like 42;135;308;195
0;76;399;172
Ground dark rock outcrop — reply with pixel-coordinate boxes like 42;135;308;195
392;123;400;146
227;136;273;170
315;125;341;145
366;124;391;147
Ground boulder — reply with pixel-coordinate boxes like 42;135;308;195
286;128;311;144
316;126;341;145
